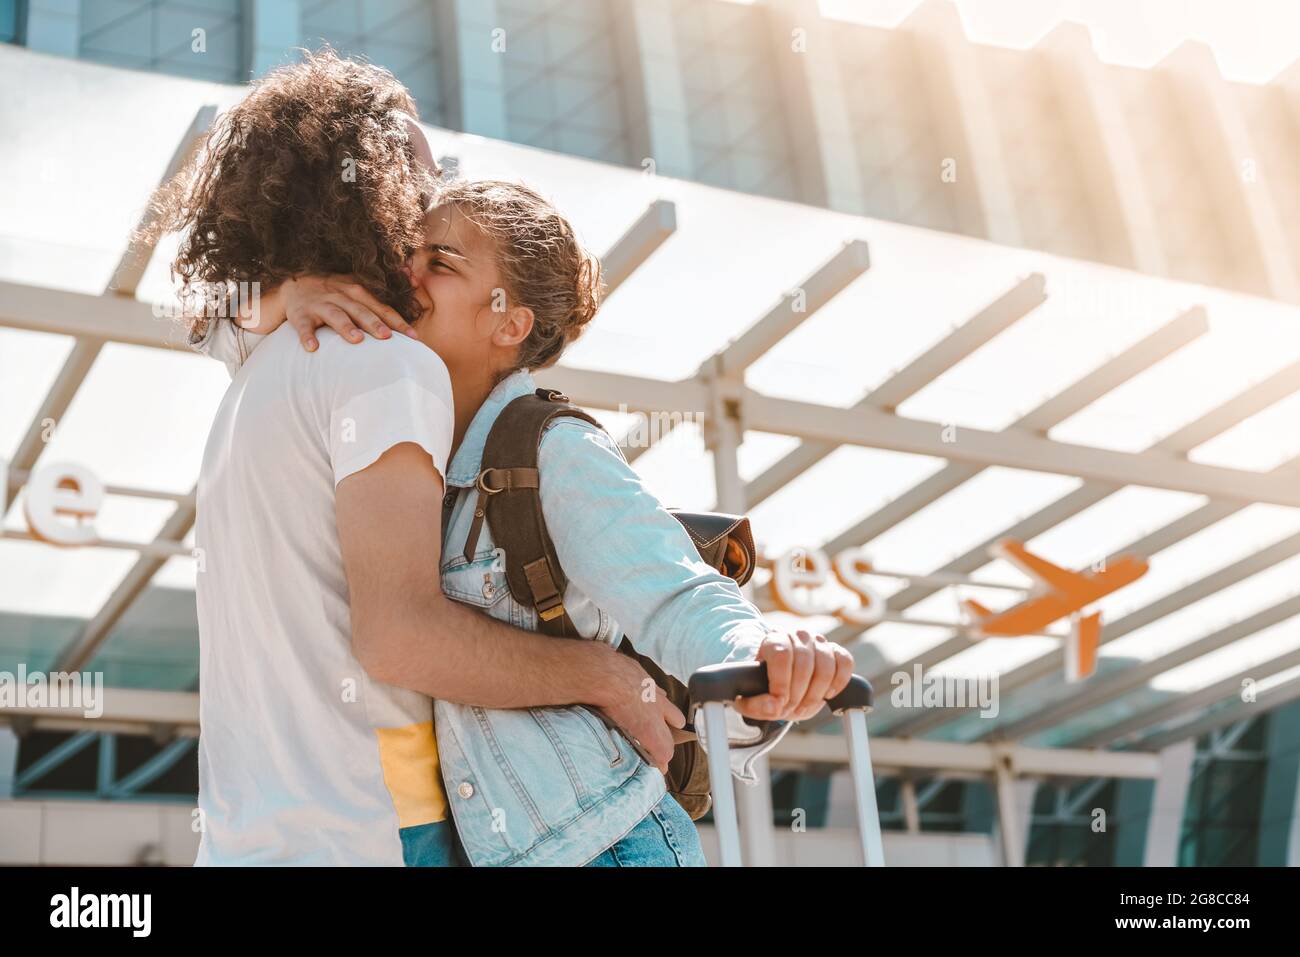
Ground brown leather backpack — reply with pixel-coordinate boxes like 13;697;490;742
441;387;767;820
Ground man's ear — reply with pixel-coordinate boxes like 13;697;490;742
494;305;534;348
402;116;439;179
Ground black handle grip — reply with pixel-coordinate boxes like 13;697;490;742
687;661;873;713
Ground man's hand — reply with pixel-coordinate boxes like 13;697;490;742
590;653;686;775
733;630;855;723
274;274;420;350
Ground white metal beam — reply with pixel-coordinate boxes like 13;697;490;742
993;755;1024;866
8;283;1300;508
746;273;1046;509
0;690;1169;782
533;363;708;414
900;778;921;833
853;484;1123;683
895;507;1300;737
621;238;869;462
743;391;1300;507
0;529;192;560
599;199;677;298
0;280;189;350
941;497;1300;738
707;373;776;865
1138;674;1300;751
5;342;102;505
6;469;190;506
1143;740;1196;866
555;364;1300;506
820;304;1204;560
1072;643;1300;749
0;688;199;738
1089;529;1300;647
603;199;681;459
876;356;1300;730
4;105;215;504
52;490;198;674
714;240;870;378
991;592;1300;742
769;733;1161;779
110;106;219;298
3;109;214;689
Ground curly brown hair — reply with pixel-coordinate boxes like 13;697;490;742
434;179;602;373
143;48;435;332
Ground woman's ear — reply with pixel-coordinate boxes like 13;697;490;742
494;305;534;348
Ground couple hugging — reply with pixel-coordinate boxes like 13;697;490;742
153;50;854;867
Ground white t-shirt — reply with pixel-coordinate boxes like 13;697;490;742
193;325;455;865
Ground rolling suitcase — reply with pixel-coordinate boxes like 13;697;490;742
687;661;885;867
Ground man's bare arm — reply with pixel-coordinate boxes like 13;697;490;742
335;442;683;767
338;442;620;708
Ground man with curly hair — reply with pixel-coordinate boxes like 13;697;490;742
166;50;851;868
147;49;435;336
156;52;676;866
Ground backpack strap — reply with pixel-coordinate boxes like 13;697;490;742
470;386;771;821
478;388;602;636
441;488;460;547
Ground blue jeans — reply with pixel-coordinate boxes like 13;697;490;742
401;819;468;867
585;795;708;867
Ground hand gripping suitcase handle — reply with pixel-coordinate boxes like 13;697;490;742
687;660;874;714
689;661;884;868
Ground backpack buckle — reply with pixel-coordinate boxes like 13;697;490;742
477;469;505;495
538;602;567;622
537;388;569;403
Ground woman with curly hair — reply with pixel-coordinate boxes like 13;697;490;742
176;51;854;868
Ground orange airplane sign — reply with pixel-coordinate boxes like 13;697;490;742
962;540;1148;682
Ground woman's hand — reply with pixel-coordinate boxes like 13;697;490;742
275;275;421;352
733;629;855;723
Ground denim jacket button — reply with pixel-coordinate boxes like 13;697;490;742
482;576;495;600
458;781;475;799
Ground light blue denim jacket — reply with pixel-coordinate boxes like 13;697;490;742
196;324;789;866
435;369;790;865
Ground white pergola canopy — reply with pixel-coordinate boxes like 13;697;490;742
3;48;1300;797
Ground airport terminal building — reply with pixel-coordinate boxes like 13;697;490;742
2;0;1300;866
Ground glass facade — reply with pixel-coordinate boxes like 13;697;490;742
302;0;443;123
0;0;22;45
499;0;632;165
78;0;245;83
1027;780;1121;867
13;729;196;801
770;773;976;834
1179;717;1269;866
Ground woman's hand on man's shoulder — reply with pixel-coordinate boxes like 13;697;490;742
278;274;421;352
